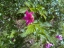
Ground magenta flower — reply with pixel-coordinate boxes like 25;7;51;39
23;10;34;25
44;42;53;48
56;35;63;40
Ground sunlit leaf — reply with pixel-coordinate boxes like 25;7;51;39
21;24;35;37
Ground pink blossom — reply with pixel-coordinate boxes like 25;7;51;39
23;10;34;25
44;42;53;48
56;35;63;40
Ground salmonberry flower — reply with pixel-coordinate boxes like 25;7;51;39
44;42;53;48
23;10;34;25
56;35;63;40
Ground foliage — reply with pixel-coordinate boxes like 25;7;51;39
0;0;64;48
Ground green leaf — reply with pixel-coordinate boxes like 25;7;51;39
17;7;27;14
36;5;47;20
21;24;35;37
30;42;40;48
39;10;47;20
40;22;52;27
9;30;16;38
24;1;31;7
30;8;36;12
39;34;46;43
